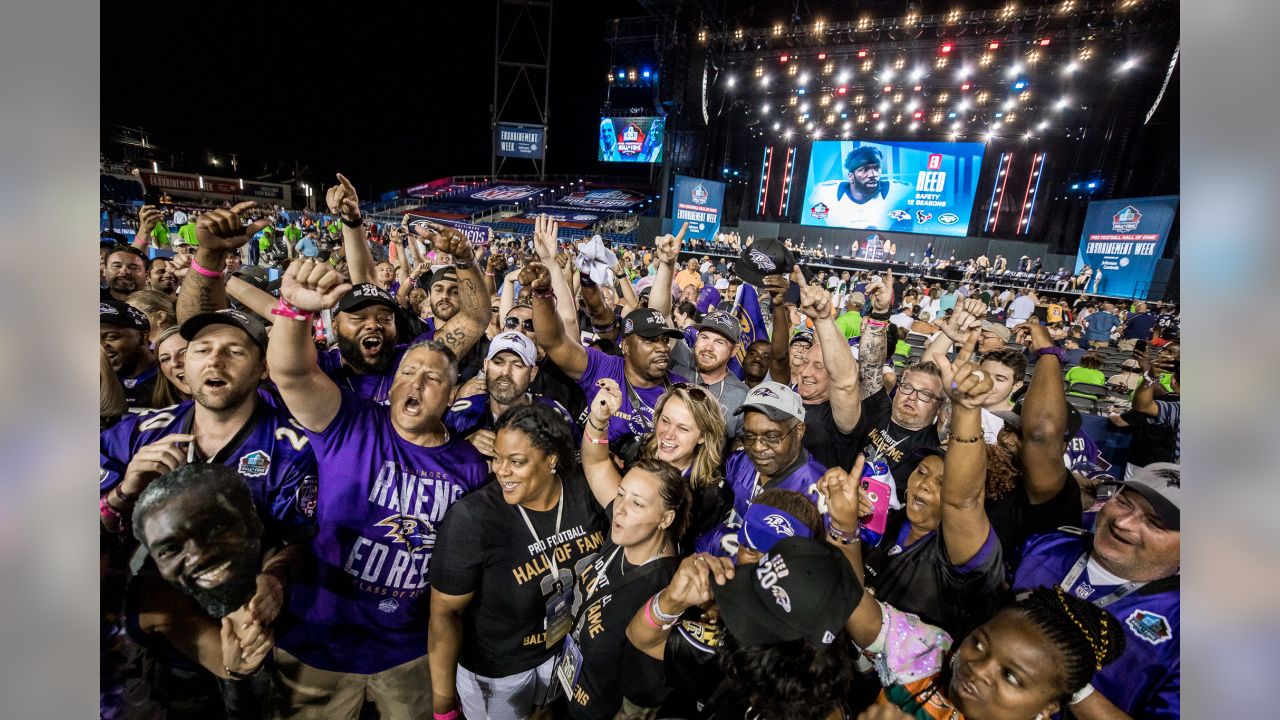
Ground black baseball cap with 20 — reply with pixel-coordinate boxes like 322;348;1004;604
180;308;269;350
621;308;684;340
336;283;399;315
713;537;862;647
100;300;151;333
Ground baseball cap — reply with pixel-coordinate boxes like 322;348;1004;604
736;237;797;287
713;537;862;646
336;283;398;315
714;278;731;291
180;308;269;350
741;504;814;554
486;331;537;366
981;322;1012;343
1101;462;1181;530
848;291;866;307
425;266;458;289
100;300;150;333
993;397;1082;438
789;330;815;347
695;311;740;344
734;381;806;423
621;308;683;341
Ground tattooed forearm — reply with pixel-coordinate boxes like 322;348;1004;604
859;326;888;398
176;250;228;322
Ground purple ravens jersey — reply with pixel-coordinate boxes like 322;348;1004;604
1013;532;1180;718
575;348;686;443
411;317;438;343
99;400;319;543
274;390;489;674
445;393;576;437
315;344;408;405
695;449;828;556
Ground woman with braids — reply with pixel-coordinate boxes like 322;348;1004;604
554;457;690;719
582;378;728;552
429;403;609;720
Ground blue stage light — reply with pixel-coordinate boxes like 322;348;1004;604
1071;183;1080;190
1087;182;1097;189
642;69;651;78
1013;80;1027;90
618;71;626;79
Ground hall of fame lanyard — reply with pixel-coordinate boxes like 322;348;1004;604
1058;552;1146;608
517;489;574;648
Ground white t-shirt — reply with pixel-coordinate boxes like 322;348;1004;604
1009;295;1035;322
980;408;1006;444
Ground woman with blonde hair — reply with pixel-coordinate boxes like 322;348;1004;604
125;289;177;344
582;379;728;552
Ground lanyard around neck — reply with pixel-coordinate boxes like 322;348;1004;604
517;486;565;579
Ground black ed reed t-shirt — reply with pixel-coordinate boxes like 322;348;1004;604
858;388;940;504
563;513;676;720
431;468;607;677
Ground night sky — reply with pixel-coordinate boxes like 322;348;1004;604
102;0;647;197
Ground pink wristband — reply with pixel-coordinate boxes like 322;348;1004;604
190;258;224;278
433;710;461;720
270;298;315;322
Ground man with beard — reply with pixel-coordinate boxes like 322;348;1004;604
445;331;574;457
317;283;404;404
694;381;828;557
100;308;319;550
504;301;587;420
741;340;773;389
413;266;460;341
522;260;687;451
809;146;914;232
102;245;149;302
265;257;489;719
665;310;750;439
104;464;277;718
148;256;179;301
100;300;159;409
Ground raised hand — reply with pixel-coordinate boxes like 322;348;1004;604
866;269;893;314
280;258;352;312
168;251;192;281
761;274;790;305
137;204;164;238
519;260;552;292
121;433;194;495
664;553;735;614
195;202;271;252
532;214;559;261
1016;320;1054;352
589;379;623;428
467;429;497;458
938;330;995;409
653;222;686;265
414;220;474;263
817;459;864;534
325;173;361;221
940;298;987;342
798;284;833;321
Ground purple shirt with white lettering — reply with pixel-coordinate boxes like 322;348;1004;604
695;449;827;555
575;348;685;442
274;390;488;674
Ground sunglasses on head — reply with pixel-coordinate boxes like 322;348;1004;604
669;382;712;402
504;316;535;332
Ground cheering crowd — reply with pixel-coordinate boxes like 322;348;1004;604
100;173;1179;720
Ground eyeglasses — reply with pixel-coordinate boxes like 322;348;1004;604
740;424;798;449
897;382;942;404
504;316;535;332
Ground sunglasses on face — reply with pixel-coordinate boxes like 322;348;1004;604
504;316;535;332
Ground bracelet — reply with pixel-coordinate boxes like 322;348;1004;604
591;318;618;333
827;526;857;545
532;287;555;299
485;271;496;277
190;258;224;278
454;259;474;271
224;663;266;681
1070;683;1096;705
100;495;126;533
587;436;610;445
863;318;887;329
587;416;608;432
579;275;597;288
433;710;462;720
651;590;681;623
112;483;138;505
868;310;891;321
642;599;664;630
340;215;363;228
270;298;315;322
950;435;981;444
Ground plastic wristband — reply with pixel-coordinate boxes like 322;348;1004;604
340;215;363;228
1070;684;1096;705
864;318;887;329
533;287;555;299
433;710;462;720
100;495;126;533
650;589;681;624
270;298;315;322
454;259;474;271
190;258;224;278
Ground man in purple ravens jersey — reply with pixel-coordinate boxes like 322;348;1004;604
267;257;489;719
695;381;828;557
1013;463;1181;719
445;331;575;457
100;309;318;550
521;260;686;453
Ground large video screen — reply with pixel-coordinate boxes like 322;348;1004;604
599;116;665;163
799;140;985;236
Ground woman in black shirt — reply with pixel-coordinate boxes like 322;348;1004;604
429;403;608;720
556;458;691;719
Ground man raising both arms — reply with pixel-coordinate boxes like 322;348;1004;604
266;258;489;719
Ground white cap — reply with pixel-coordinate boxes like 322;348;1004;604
715;278;730;290
734;381;806;423
486;332;537;366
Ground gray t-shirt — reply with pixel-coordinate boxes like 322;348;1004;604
670;339;749;439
